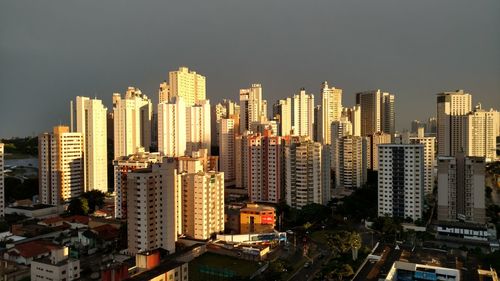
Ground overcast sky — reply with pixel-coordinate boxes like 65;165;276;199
1;0;499;138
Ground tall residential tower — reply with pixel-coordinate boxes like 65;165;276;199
73;96;108;192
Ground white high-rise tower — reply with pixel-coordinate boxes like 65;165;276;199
113;87;152;158
73;97;108;192
319;81;342;144
158;97;187;157
292;89;315;138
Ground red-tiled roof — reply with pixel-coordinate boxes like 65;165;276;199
8;240;60;258
40;216;63;225
93;224;120;241
63;215;90;225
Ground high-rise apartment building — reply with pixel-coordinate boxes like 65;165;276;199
378;144;424;221
39;126;84;206
211;99;240;152
113;87;152;158
285;137;324;209
186;100;211;155
334;136;367;190
426;117;437;135
464;104;498;161
273;98;292;137
221;99;240;117
177;149;218;175
211;103;226;152
330;117;352;173
158;81;170;103
355;90;395;137
292;89;315;138
409;127;436;195
113;150;162;219
342;105;361;136
411;120;424;134
127;159;180;255
219;118;237;186
247;131;283;203
167;67;206;106
381;92;395;135
319;82;342;144
235;132;250;189
436;90;472;157
250;119;278;136
313;105;321;142
366;132;392;171
181;170;224;240
437;153;485;224
158;97;187;157
73;96;108;193
239;84;267;134
0;143;4;217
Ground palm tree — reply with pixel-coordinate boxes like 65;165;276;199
349;232;362;261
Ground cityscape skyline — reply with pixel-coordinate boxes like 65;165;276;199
1;0;500;138
0;2;499;280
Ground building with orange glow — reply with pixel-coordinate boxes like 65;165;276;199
239;203;276;234
39;126;84;205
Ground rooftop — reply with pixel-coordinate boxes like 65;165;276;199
127;260;185;281
8;240;60;258
8;204;55;211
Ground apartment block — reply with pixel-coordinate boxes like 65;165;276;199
292;88;315;137
219;118;237;186
319;81;342;144
409;127;436;195
127;159;180;255
239;84;267;134
186;99;211;155
436;90;472;157
378;144;424;221
31;247;80;281
437;152;485;224
168;66;206;106
464;104;499;161
367;132;392;171
356;90;395;137
73;96;108;193
247;131;284;203
113;87;152;158
181;171;224;240
285;137;324;209
158;97;187;157
39;126;84;206
273;98;292;137
113;150;162;219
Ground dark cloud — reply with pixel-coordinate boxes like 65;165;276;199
1;0;499;137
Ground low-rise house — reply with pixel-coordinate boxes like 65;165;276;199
3;240;60;265
39;215;90;229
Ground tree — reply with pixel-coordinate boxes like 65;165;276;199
373;216;402;242
326;231;351;255
349;232;362;261
330;263;354;281
4;177;38;201
299;203;330;225
67;198;89;216
81;190;106;213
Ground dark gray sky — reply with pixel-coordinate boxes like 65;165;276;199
1;0;499;138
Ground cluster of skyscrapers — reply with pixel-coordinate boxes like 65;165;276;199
27;66;499;255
